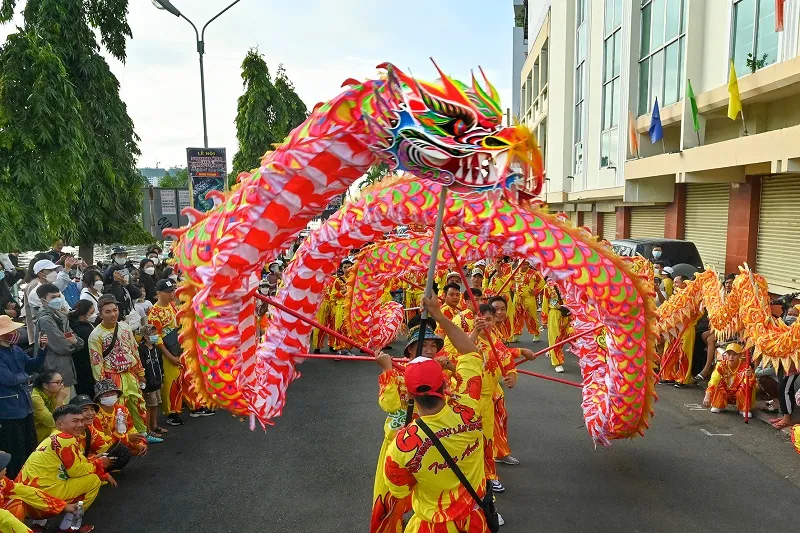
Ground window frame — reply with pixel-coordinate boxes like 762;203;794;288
730;0;782;76
572;0;588;178
601;0;623;168
638;0;687;115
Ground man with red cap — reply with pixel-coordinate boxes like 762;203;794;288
382;296;493;532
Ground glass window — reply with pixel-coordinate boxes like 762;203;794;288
664;41;680;105
614;32;622;77
574;103;583;143
613;0;623;28
605;1;614;35
640;3;651;58
575;65;583;104
732;0;779;75
577;23;587;62
651;0;665;49
600;129;619;168
638;0;686;115
756;0;779;67
611;78;621;127
665;0;681;42
638;58;650;115
602;0;623;167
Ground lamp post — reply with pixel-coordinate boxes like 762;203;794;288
152;0;242;148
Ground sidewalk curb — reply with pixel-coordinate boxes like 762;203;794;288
753;409;792;435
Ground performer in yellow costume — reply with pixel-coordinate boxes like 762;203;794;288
147;280;185;422
435;283;463;337
703;343;756;416
18;405;112;533
541;282;569;373
0;450;82;533
311;280;334;353
513;262;544;342
88;295;147;433
370;326;444;533
328;259;352;354
383;297;491;533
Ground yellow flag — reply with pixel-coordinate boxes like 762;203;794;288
727;60;742;121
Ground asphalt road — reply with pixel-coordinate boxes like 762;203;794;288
84;333;800;533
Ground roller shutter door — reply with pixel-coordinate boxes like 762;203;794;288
569;210;579;226
684;183;730;273
757;176;800;292
629;206;666;239
602;211;617;240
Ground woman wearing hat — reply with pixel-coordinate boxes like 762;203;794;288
370;323;444;533
0;315;47;479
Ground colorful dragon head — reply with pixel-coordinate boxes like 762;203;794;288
361;60;543;196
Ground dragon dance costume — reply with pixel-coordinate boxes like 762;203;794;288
148;302;191;413
329;276;349;352
706;357;756;411
660;315;700;384
541;283;569;368
513;268;544;342
1;476;66;533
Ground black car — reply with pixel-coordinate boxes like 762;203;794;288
610;238;703;270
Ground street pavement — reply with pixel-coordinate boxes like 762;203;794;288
84;333;800;532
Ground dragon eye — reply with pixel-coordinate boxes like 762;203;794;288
452;119;468;136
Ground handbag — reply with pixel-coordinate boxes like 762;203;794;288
161;328;182;358
416;419;500;533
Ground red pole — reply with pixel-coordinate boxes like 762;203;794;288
516;368;582;388
513;325;604;367
494;261;525;296
744;348;752;424
295;353;407;364
440;230;506;376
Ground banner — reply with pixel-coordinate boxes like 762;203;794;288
187;147;227;212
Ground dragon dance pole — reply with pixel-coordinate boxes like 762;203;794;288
516;368;582;388
401;277;445;303
294;353;406;364
440;229;506;375
512;325;604;368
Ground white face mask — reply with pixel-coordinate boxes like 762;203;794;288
47;297;65;310
99;396;117;407
45;271;58;283
149;256;159;265
123;275;130;284
652;250;662;259
169;275;178;281
144;267;156;276
93;280;104;292
114;257;127;265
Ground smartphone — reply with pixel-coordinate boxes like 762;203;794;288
64;332;74;340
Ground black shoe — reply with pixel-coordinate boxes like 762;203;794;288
165;414;184;426
313;348;321;354
190;407;216;418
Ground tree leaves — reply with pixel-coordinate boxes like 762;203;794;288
230;49;307;186
159;168;188;188
0;0;147;251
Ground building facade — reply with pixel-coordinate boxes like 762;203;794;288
517;0;800;294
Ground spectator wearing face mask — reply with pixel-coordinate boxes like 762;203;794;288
650;245;671;267
0;256;21;320
103;248;137;318
24;256;76;344
145;245;164;279
79;270;104;322
138;258;158;302
34;283;84;397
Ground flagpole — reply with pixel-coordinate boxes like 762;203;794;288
661;138;666;154
740;108;748;135
695;130;701;146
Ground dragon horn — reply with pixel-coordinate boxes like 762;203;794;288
429;57;472;103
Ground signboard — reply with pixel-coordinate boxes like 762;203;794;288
187;147;227;212
141;187;190;240
160;189;177;215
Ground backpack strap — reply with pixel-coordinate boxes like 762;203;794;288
416;418;483;508
102;324;119;360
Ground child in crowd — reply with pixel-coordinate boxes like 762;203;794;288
132;282;153;332
139;325;167;441
703;342;756;417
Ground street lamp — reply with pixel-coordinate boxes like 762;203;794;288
152;0;242;148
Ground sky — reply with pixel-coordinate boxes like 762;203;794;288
1;0;519;170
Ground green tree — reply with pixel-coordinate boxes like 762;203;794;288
0;0;151;258
229;49;307;187
159;168;189;188
360;162;391;189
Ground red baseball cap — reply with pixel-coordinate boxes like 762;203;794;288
404;358;445;398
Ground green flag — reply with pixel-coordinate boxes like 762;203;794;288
686;79;700;132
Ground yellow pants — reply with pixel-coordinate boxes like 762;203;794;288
547;310;566;367
161;359;183;415
0;509;30;533
26;475;102;520
114;371;147;433
493;389;511;459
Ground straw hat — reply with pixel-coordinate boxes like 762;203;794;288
0;315;24;336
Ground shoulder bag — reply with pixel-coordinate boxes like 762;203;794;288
416;418;499;532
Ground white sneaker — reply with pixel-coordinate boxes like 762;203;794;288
710;407;723;413
495;455;520;465
532;335;540;342
554;365;564;373
739;411;753;418
498;513;505;526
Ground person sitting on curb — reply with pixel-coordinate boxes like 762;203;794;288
92;379;148;457
18;405;115;533
702;343;756;417
67;395;119;471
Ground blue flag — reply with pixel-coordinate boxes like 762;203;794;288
649;98;663;143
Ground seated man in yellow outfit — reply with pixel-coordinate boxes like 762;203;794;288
0;450;86;533
383;296;497;532
18;404;115;533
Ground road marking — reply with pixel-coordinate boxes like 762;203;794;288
701;429;733;437
684;403;708;411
